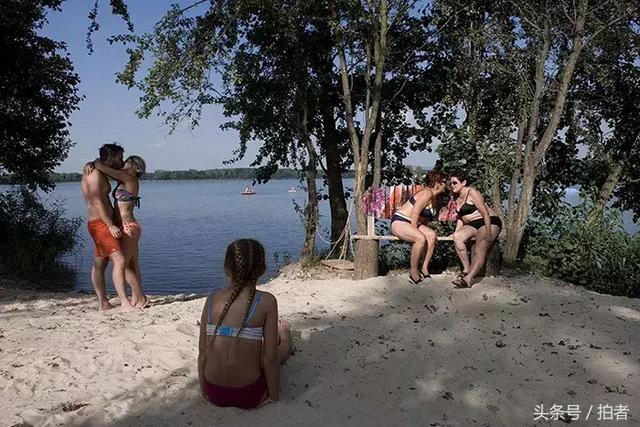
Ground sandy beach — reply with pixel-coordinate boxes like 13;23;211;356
1;267;639;426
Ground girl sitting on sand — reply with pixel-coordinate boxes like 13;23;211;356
198;239;291;409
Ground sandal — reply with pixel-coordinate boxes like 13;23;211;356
420;271;432;280
457;271;468;279
452;277;470;288
408;273;423;285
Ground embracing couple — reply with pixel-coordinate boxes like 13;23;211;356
81;143;148;311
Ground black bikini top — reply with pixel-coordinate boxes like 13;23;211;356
409;194;435;219
456;191;477;217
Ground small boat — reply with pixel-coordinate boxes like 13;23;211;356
241;186;256;195
288;186;297;193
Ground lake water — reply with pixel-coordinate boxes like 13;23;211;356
3;180;637;295
40;179;343;295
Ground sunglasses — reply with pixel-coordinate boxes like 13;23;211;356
450;180;460;185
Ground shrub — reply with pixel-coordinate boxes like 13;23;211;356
0;187;81;287
523;202;640;298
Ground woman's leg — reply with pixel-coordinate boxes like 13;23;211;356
122;229;146;306
464;224;501;285
277;319;292;364
418;225;437;276
391;221;427;282
452;225;478;274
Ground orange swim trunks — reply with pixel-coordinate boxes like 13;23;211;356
121;221;142;240
87;219;121;258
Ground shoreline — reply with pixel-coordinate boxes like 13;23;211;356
1;268;639;426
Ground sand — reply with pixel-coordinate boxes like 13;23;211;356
1;267;639;426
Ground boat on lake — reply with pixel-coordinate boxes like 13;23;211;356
241;186;256;195
288;186;297;193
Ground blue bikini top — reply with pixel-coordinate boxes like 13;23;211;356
206;292;263;341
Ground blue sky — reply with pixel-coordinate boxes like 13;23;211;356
45;0;437;173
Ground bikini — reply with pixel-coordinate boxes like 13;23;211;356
202;292;268;409
391;194;436;225
456;191;502;230
112;183;142;236
112;183;141;208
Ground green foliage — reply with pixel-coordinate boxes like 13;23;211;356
523;202;640;298
0;0;81;190
377;220;459;275
0;188;81;286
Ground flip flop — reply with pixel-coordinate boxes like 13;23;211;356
408;274;423;285
452;277;470;288
457;271;468;279
420;271;432;280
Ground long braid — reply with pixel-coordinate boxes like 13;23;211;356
210;239;266;351
208;282;242;348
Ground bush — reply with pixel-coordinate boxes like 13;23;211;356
523;202;640;298
0;187;81;287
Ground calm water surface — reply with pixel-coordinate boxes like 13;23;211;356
43;179;344;295
5;181;637;295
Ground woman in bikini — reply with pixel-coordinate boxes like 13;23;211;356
87;156;148;308
198;239;292;409
449;171;502;288
391;171;447;284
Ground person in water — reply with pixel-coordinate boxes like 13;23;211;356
449;171;502;288
85;155;148;308
390;171;448;284
198;239;292;409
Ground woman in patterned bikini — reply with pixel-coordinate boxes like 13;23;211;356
449;171;502;288
88;155;149;308
198;239;292;409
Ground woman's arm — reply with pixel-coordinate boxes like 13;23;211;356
469;188;492;236
198;300;209;399
410;190;432;228
262;294;280;401
94;158;136;183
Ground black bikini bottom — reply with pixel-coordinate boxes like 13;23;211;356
467;216;502;230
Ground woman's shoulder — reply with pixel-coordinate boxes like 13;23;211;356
256;290;277;306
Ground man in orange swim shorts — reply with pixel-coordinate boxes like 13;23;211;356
81;143;136;311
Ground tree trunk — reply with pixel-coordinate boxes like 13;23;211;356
317;30;349;255
300;162;318;264
299;103;318;265
319;103;348;254
502;2;587;264
594;157;624;213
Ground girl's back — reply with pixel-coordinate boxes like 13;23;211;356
203;287;276;386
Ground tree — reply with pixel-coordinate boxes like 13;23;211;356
436;0;639;265
0;0;81;190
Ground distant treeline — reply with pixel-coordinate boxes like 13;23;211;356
0;168;355;184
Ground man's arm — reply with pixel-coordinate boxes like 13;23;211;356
94;159;136;183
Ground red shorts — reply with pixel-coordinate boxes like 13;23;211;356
87;219;121;258
202;375;268;409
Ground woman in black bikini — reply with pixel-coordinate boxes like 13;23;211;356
449;172;502;288
391;171;447;284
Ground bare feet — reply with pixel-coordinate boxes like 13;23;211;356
99;301;115;311
278;319;292;363
132;295;150;309
120;303;139;312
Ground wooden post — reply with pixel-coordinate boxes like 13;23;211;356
367;215;376;236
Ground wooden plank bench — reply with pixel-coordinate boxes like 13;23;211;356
351;215;455;242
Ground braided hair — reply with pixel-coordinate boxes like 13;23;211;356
208;239;266;348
